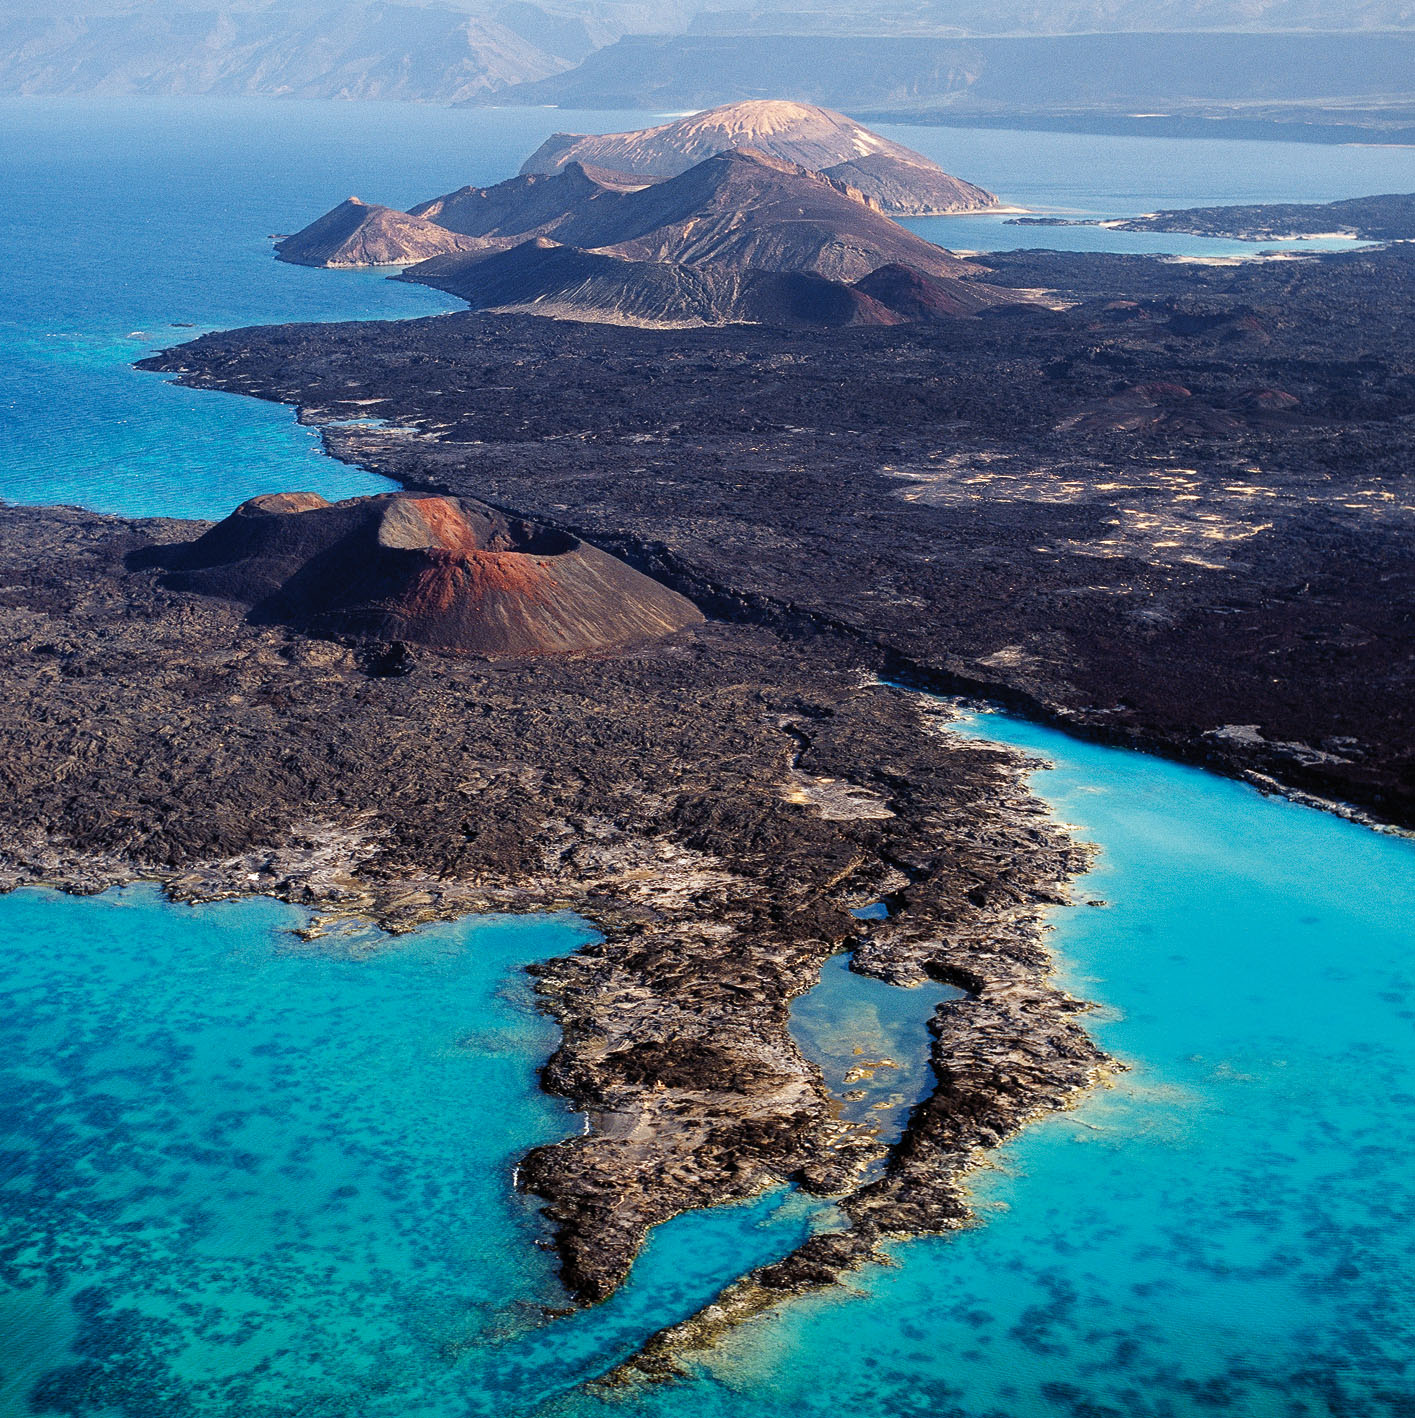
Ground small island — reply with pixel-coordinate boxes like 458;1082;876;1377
276;105;1015;327
1009;191;1415;242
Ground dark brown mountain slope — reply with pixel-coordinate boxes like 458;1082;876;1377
403;237;1013;328
391;149;1015;328
409;162;658;239
289;148;987;281
559;149;982;282
275;197;479;269
277;148;1023;326
399;237;920;328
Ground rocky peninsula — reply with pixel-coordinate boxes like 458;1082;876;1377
1009;191;1415;243
0;497;1104;1340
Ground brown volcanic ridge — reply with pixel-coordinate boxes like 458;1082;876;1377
394;150;1017;326
273;110;1021;327
519;101;1000;217
406;149;982;282
274;197;478;268
155;491;703;655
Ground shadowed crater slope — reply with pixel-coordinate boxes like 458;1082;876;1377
148;490;704;655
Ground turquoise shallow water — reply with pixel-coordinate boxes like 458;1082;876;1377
599;714;1415;1418
790;952;962;1152
3;716;1413;1416
0;888;833;1416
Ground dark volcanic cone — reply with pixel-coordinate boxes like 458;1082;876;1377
156;491;704;655
409;162;656;238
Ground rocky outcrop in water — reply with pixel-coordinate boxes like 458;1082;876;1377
151;490;703;655
1106;191;1415;242
517;101;999;216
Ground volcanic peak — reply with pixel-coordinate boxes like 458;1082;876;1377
518;101;999;216
156;491;704;656
273;196;478;268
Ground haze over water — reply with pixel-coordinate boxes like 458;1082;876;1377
1;97;1413;1417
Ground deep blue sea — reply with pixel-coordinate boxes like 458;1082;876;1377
1;98;1414;1417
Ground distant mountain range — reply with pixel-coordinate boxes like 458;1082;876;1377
484;30;1415;118
274;107;1023;327
0;0;615;100
681;0;1415;36
0;0;1410;101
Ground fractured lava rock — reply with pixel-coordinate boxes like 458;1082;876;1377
150;490;704;655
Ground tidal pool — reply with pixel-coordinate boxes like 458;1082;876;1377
790;951;962;1153
592;713;1415;1418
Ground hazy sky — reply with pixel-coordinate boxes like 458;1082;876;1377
1;0;1409;26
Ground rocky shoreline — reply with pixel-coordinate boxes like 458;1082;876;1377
0;500;1106;1364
